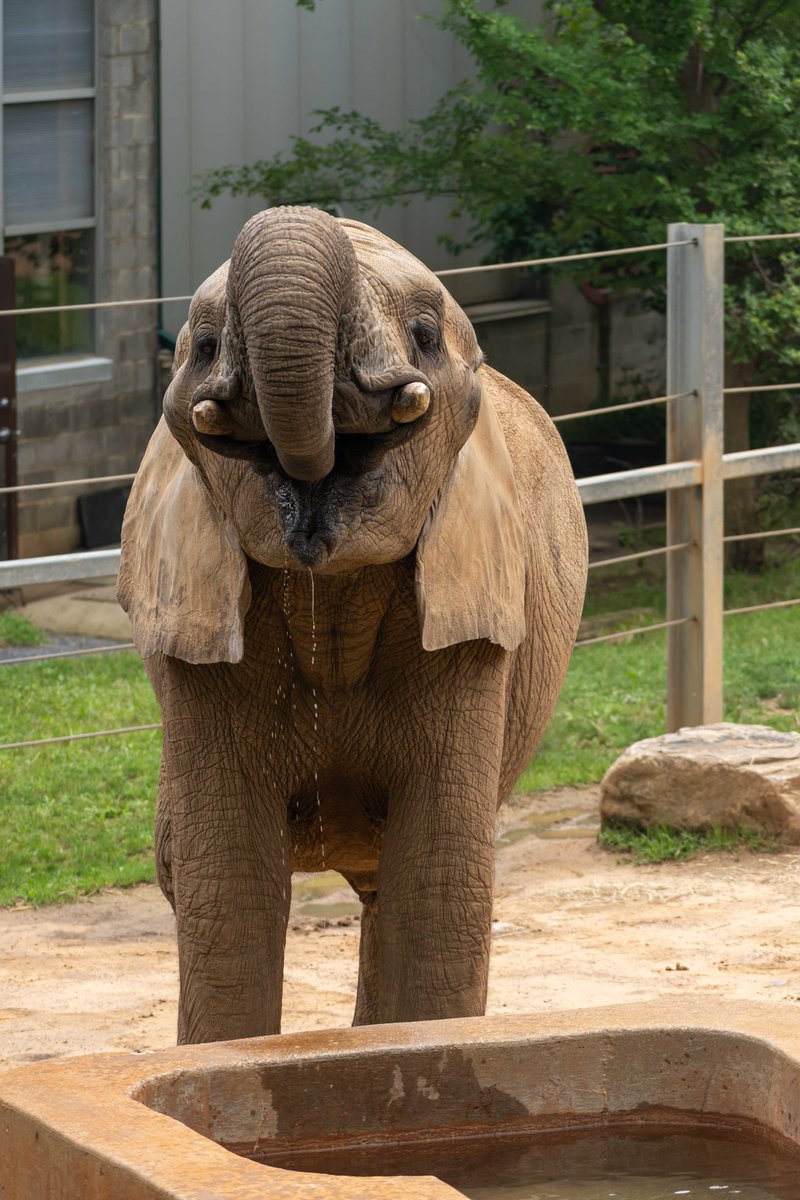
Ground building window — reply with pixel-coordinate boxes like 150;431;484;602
2;0;95;359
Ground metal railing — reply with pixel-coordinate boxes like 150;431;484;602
1;222;800;751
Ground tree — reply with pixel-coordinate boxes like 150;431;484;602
199;0;800;567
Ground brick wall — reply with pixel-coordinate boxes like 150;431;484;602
15;0;160;558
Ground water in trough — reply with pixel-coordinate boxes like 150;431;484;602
257;1124;800;1199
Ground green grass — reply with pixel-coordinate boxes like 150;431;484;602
598;822;777;863
0;651;161;905
2;542;800;904
0;611;48;648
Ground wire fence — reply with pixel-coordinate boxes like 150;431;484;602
574;616;692;649
0;723;161;752
723;382;800;396
587;542;691;570
724;232;800;244
435;238;697;275
550;392;682;425
0;472;136;497
0;295;194;318
2;223;800;751
0;642;135;666
724;525;800;544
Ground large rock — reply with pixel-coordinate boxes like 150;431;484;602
600;723;800;844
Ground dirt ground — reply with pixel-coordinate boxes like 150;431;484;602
3;786;800;1070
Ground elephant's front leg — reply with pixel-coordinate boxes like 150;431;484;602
377;675;504;1023
164;720;291;1044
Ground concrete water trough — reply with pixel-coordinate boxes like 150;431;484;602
2;998;800;1198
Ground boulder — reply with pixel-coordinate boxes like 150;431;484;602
600;723;800;844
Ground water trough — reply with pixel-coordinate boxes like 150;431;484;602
1;998;799;1198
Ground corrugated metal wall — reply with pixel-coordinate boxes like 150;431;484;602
158;0;486;333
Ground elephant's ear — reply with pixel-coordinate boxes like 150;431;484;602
415;388;526;652
118;418;251;664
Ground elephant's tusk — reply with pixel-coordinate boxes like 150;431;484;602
191;399;234;436
391;382;431;424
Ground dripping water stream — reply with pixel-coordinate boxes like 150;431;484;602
279;558;300;862
278;556;293;894
308;567;326;869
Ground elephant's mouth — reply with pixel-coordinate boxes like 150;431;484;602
191;375;433;567
192;429;392;569
193;420;423;472
273;475;346;568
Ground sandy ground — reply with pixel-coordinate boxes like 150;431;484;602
3;786;800;1069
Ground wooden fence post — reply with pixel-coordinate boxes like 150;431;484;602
666;223;725;731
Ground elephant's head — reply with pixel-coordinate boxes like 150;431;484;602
119;207;526;662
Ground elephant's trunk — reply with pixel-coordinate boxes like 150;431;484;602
229;207;362;483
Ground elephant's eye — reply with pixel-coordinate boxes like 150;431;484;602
411;321;440;353
196;335;218;361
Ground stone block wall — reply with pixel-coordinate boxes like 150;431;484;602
608;289;666;405
469;309;550;404
546;280;666;418
15;0;160;558
465;280;666;424
545;280;600;416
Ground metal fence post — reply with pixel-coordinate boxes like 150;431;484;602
666;223;725;730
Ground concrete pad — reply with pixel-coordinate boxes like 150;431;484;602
17;586;132;642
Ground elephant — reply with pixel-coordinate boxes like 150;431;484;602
118;205;587;1045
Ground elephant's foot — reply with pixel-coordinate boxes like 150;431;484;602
346;874;379;1025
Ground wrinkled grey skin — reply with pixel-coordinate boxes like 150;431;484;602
119;207;587;1044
